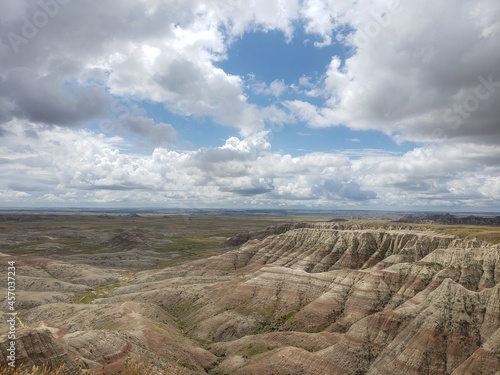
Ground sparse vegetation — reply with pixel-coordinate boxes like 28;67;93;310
0;213;294;263
0;365;66;375
433;225;500;244
115;357;186;374
241;343;272;358
0;360;187;375
74;272;135;304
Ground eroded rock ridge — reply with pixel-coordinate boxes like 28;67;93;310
1;222;499;374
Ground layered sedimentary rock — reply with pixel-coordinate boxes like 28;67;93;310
398;213;500;225
0;328;83;373
2;222;499;374
96;223;499;373
1;301;217;374
174;225;459;275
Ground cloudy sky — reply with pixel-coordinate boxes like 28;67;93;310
0;0;499;211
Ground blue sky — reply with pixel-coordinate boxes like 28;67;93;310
142;27;418;156
216;27;418;156
0;0;499;210
218;27;339;83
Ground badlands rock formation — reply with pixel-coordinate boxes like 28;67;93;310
1;221;499;374
398;213;500;225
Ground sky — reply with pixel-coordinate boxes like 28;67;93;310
0;0;499;211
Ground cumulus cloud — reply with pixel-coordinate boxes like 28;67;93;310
0;0;299;133
103;114;177;148
0;122;498;209
1;0;498;142
296;0;500;145
311;179;376;201
0;69;111;126
219;177;275;196
0;0;498;209
253;79;288;97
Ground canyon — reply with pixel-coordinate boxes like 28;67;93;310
0;214;499;374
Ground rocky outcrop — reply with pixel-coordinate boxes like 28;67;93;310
223;222;313;247
3;222;500;374
397;213;500;225
1;301;217;374
0;328;83;374
110;223;500;374
171;225;458;277
104;229;152;251
234;227;457;271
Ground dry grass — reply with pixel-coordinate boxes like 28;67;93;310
352;219;500;245
116;358;186;375
0;364;65;375
417;224;500;244
0;213;289;260
0;359;187;375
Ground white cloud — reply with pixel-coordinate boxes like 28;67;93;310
101;114;177;148
0;0;498;210
218;0;300;40
0;121;498;210
0;0;301;134
1;0;498;143
253;79;288;97
297;0;500;145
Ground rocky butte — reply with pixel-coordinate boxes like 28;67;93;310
1;220;499;374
